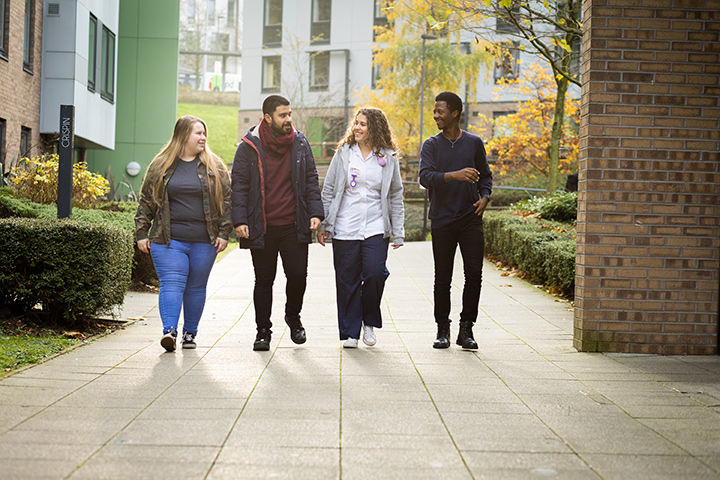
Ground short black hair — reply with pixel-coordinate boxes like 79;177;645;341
435;91;463;114
262;95;290;116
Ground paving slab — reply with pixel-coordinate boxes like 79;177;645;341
0;242;718;479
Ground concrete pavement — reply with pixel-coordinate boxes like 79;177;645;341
1;241;719;479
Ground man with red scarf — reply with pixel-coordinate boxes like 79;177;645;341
231;95;324;351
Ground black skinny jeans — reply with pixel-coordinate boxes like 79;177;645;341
431;213;485;326
250;224;308;331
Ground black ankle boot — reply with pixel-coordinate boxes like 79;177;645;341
433;323;450;349
285;315;307;344
456;323;478;350
253;328;272;351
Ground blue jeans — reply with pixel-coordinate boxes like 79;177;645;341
151;240;217;335
332;234;389;340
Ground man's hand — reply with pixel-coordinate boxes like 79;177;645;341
235;225;249;239
446;167;480;183
473;196;490;217
310;217;322;231
316;230;330;246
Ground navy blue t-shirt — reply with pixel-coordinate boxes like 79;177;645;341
167;157;211;243
419;131;493;228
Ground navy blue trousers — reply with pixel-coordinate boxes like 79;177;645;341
332;234;389;340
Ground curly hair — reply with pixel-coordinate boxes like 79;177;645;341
338;107;399;156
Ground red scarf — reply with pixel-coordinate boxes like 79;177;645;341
258;119;295;156
257;120;297;226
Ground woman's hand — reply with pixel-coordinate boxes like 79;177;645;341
391;243;403;250
137;239;151;254
215;237;229;253
316;230;330;246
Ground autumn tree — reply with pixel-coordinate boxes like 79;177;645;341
474;62;579;183
431;0;583;193
359;0;493;171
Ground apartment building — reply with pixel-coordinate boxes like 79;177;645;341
179;0;242;92
0;0;44;173
238;0;536;159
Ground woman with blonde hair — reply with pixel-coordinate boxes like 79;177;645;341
135;115;232;351
317;107;404;348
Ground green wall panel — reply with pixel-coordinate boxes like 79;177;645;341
88;0;180;197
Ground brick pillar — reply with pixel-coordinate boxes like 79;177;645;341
576;0;720;354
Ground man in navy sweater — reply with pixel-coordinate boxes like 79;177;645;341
419;91;493;350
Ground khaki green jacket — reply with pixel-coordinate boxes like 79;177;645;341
135;157;232;244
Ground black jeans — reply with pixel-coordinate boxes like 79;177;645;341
250;224;308;331
431;213;484;326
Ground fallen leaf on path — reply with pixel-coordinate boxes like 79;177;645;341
499;284;513;287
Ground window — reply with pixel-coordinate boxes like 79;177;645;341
373;1;391;41
311;0;330;44
262;56;281;92
20;127;31;158
101;26;115;102
208;0;215;25
263;0;282;47
0;0;8;59
212;32;230;51
0;118;5;168
88;14;97;91
187;0;195;21
371;62;381;90
23;0;35;72
493;42;520;83
309;51;329;91
227;0;236;26
492;111;515;138
496;1;520;33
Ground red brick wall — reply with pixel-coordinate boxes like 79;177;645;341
576;0;720;354
0;0;43;167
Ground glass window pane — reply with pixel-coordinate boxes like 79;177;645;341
0;0;6;54
262;56;281;90
88;15;96;89
23;0;33;66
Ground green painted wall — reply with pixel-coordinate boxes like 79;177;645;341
86;0;180;197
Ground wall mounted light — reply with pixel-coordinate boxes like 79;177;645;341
126;161;142;177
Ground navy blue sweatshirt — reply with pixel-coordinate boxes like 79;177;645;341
419;131;493;228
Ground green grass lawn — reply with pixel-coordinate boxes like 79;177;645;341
178;103;240;166
0;331;79;372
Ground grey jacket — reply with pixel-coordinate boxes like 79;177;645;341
320;145;405;245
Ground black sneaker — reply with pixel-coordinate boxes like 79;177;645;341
253;328;271;351
182;332;197;349
285;315;307;344
161;328;177;352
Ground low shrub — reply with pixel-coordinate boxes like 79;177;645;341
8;154;109;209
510;191;578;222
484;210;576;296
0;217;133;324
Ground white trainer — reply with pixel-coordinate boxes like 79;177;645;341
343;338;359;348
362;326;376;346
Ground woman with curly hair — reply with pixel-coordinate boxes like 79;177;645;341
135;115;232;352
317;107;405;348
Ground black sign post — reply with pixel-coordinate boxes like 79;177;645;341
57;105;74;219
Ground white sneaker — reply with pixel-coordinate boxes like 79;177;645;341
362;326;376;346
343;338;359;348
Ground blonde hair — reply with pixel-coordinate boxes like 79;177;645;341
143;115;228;214
338;107;399;156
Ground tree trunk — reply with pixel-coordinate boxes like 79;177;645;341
547;75;568;194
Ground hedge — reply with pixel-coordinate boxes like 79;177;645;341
0;217;133;323
483;210;576;296
0;194;156;285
